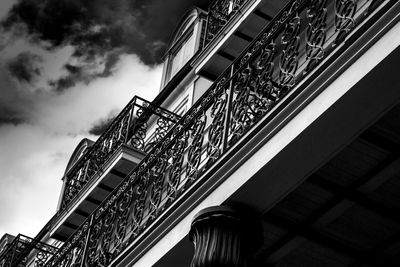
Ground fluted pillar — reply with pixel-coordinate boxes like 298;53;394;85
189;206;261;267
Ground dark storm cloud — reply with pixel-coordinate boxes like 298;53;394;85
0;110;26;126
0;0;211;126
48;76;78;92
0;91;31;126
6;52;43;84
88;110;118;136
48;63;88;92
0;117;24;125
2;0;211;70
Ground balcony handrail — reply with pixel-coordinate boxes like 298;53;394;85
44;0;394;266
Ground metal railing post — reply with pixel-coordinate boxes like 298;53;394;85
79;214;94;267
222;64;235;153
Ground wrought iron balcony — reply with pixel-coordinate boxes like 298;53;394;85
59;96;180;212
43;0;394;266
0;234;57;267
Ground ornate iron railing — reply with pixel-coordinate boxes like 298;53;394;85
44;0;391;266
0;234;57;267
60;96;181;210
204;0;248;47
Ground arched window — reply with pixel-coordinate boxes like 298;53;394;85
64;138;94;174
161;8;205;86
168;32;196;79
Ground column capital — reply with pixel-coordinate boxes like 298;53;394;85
189;205;261;267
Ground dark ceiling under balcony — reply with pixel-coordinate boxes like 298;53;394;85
256;103;400;266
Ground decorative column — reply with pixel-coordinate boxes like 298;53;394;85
189;206;261;267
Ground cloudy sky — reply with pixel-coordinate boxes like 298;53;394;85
0;0;210;238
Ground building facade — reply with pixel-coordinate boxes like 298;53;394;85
2;0;400;266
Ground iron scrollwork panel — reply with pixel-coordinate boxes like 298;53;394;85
33;246;57;267
148;150;170;221
46;222;89;267
110;186;135;255
207;81;228;165
166;126;188;202
185;110;207;188
84;199;127;267
334;0;357;45
252;42;277;119
228;42;277;146
278;12;301;92
305;0;327;73
130;169;151;238
129;106;150;152
94;204;117;266
229;65;254;145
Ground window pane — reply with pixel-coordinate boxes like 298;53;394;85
169;33;195;79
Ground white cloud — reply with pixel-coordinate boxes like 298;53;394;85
0;54;161;237
0;124;80;236
35;54;162;134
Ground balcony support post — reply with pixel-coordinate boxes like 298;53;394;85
79;214;94;267
222;65;235;153
127;98;136;143
189;206;261;267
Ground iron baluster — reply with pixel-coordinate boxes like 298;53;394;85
222;65;235;153
229;64;253;146
148;150;169;221
305;0;327;73
112;185;135;254
166;125;188;202
206;79;228;165
185;109;207;189
131;169;151;237
278;11;301;94
79;214;94;267
334;0;357;46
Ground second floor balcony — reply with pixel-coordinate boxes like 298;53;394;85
51;96;180;241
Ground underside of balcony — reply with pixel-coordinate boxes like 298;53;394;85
255;106;400;266
51;145;145;241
